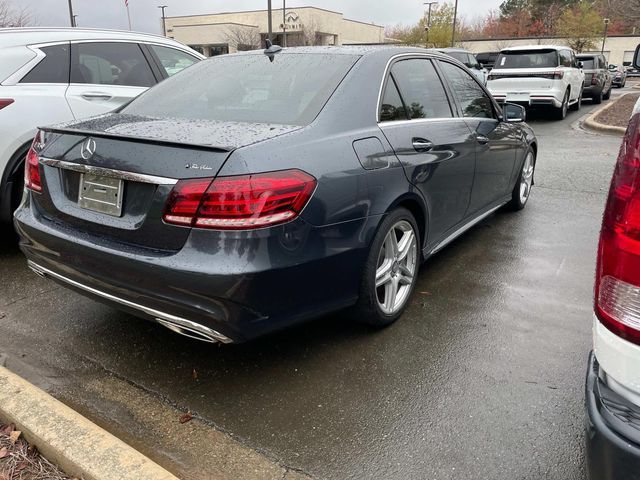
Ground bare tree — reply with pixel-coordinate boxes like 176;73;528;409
299;18;325;46
225;25;261;51
0;0;36;27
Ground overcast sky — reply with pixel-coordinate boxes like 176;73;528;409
19;0;502;34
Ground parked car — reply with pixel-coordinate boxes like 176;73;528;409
476;51;499;71
14;46;537;343
487;45;585;120
0;27;204;225
586;44;640;479
432;48;487;84
609;64;628;87
577;53;612;104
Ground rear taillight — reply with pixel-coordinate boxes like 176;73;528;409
24;131;43;192
595;111;640;344
0;99;14;110
163;169;316;230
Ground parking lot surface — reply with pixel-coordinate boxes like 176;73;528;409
0;89;636;479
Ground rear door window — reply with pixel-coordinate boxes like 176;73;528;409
71;42;156;87
20;44;70;84
149;45;199;77
390;59;452;119
439;61;494;119
379;77;408;122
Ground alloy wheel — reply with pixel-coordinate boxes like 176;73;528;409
519;152;535;204
375;220;418;315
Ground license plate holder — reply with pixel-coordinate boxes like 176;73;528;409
506;92;531;104
78;173;124;217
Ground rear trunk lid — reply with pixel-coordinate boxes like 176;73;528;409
488;68;560;92
34;113;300;251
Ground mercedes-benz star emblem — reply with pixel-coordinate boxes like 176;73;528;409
80;138;96;160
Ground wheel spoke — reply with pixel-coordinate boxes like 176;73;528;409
397;230;415;261
384;277;399;311
387;230;399;257
376;260;393;288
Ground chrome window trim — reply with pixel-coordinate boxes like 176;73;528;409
40;157;178;185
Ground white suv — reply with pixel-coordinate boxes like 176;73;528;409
0;28;204;224
486;45;585;120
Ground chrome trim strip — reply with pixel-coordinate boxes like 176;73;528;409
428;203;505;255
40;157;178;185
27;261;233;344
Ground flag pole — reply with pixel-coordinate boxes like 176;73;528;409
126;2;132;30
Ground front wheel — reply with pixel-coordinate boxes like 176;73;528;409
353;208;420;327
507;148;535;211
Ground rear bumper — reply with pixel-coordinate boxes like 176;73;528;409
586;352;640;479
14;197;374;343
490;92;563;108
582;85;603;98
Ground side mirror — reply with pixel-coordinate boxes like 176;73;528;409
635;44;640;69
577;61;584;69
503;103;526;123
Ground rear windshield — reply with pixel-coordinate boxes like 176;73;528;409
494;49;559;69
443;51;468;65
122;52;359;126
579;58;596;69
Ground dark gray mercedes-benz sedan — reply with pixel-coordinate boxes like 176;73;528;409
15;46;537;344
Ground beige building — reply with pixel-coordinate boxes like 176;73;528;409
462;35;640;67
165;6;385;56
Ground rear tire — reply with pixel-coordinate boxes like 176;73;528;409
593;89;603;104
570;88;583;111
1;145;28;225
603;86;612;100
352;208;420;327
554;90;569;120
507;148;535;211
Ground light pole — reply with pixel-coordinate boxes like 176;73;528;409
602;18;610;54
423;1;438;48
282;0;286;47
267;0;273;44
67;0;75;27
451;0;458;47
158;5;168;36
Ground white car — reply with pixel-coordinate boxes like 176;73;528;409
486;45;585;120
586;45;640;479
0;27;204;224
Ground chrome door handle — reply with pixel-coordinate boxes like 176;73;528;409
81;93;113;101
412;138;434;152
476;135;490;145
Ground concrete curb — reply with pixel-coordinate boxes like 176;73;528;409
0;365;180;480
582;93;630;136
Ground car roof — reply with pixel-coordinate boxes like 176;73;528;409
234;45;453;59
434;47;469;53
501;45;569;52
576;53;602;57
0;27;200;52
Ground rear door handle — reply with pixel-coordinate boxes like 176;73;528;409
412;138;434;152
81;92;113;101
476;135;490;145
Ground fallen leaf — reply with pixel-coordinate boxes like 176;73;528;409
0;424;14;436
9;430;21;444
179;412;193;424
192;369;198;380
0;447;8;459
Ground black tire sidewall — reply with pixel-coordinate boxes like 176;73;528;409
509;147;535;211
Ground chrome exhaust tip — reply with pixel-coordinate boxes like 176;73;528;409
155;318;230;344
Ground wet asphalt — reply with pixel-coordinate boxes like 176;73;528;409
0;86;636;480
